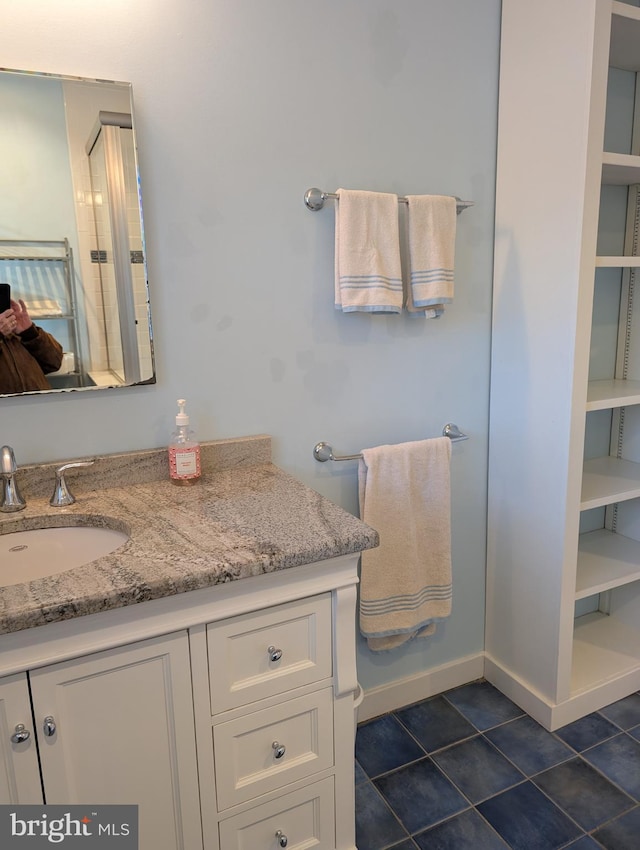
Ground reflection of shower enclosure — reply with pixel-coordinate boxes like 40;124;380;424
87;112;152;385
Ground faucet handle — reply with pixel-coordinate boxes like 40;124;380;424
50;460;95;508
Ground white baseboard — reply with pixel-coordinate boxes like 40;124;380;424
485;653;640;731
358;650;640;730
483;655;554;728
358;653;485;722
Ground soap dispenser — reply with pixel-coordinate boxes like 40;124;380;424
168;399;201;485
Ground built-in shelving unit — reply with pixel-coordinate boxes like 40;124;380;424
573;0;640;704
487;0;640;731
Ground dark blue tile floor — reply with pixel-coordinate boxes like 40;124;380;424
355;680;640;850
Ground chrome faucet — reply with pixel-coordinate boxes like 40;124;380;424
0;446;26;512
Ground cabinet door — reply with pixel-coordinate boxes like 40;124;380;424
0;672;43;804
29;632;202;850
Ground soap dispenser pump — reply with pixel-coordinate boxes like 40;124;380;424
168;398;201;485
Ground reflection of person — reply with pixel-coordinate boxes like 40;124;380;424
0;298;64;393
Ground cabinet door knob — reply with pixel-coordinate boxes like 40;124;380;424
42;716;56;737
268;645;283;663
275;830;288;848
272;741;286;759
10;724;31;744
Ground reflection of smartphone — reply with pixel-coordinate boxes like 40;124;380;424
0;284;10;314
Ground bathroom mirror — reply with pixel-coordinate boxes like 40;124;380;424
0;68;155;397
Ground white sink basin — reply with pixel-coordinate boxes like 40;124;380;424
0;525;129;587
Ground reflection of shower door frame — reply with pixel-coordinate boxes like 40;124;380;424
87;112;141;385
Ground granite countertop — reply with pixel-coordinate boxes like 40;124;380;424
0;437;378;636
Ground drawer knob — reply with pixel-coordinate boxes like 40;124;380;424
275;830;288;848
272;741;286;759
43;716;56;737
268;645;283;663
10;724;31;744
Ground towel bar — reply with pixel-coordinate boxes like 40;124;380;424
304;188;474;214
313;423;468;462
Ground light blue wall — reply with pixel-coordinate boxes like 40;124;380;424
3;1;500;691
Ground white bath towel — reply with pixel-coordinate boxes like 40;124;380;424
358;437;452;651
335;189;403;313
405;195;457;318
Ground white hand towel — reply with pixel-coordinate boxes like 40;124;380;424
335;189;403;313
405;195;457;318
358;437;452;651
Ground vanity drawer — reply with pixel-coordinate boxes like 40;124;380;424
213;688;334;810
206;594;332;714
218;777;335;850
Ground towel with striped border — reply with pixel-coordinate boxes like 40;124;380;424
358;437;452;651
405;194;457;318
334;188;403;313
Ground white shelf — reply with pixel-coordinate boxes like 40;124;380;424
610;1;640;72
576;529;640;599
586;378;640;410
602;151;640;185
581;456;640;509
571;611;640;696
595;256;640;267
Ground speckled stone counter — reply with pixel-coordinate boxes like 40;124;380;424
0;436;378;635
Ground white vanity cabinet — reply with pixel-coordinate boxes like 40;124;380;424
488;0;640;729
0;553;361;850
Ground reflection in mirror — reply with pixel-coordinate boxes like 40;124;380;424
0;69;155;397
